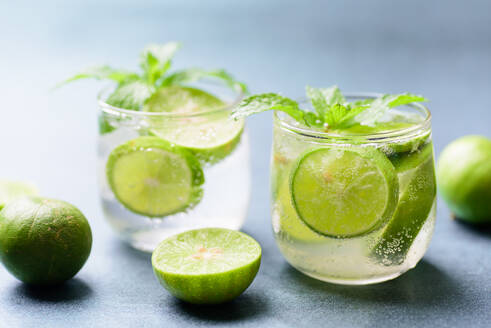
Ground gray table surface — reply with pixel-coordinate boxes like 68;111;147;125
0;1;490;327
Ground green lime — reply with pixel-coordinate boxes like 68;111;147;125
437;135;491;224
106;136;204;217
152;228;261;304
0;180;38;211
274;180;325;243
371;143;436;264
145;86;244;164
390;141;434;172
291;147;399;238
0;197;92;285
144;85;224;114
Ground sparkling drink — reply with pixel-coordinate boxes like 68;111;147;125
271;95;436;284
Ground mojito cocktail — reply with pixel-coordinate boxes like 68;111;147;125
235;87;436;284
65;43;251;251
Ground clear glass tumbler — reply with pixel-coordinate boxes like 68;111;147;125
97;82;251;252
271;93;436;284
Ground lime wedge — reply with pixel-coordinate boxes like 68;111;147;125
152;228;261;304
0;180;38;211
291;147;399;238
145;86;244;164
371;142;436;264
106;136;204;217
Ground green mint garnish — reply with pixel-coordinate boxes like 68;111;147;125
232;85;427;131
59;42;246;110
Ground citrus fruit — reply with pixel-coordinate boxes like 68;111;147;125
106;136;204;218
144;85;224;114
0;197;92;285
437;135;491;224
152;228;261;304
291;146;399;238
274;179;324;243
371;142;436;264
145;86;244;164
0;180;38;211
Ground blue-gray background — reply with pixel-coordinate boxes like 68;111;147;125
0;1;490;327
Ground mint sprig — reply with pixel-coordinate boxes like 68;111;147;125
232;86;428;131
60;42;245;110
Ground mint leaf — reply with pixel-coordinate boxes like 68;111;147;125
306;86;345;118
354;93;427;126
106;81;155;110
324;103;348;127
386;93;428;108
140;42;181;84
160;68;247;92
232;93;305;123
56;66;139;88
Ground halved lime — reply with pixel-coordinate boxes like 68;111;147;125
152;228;261;304
371;143;436;264
291;147;399;238
0;180;38;211
145;86;244;164
106;136;204;217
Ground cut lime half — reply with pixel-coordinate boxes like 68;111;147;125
0;180;38;211
152;228;261;304
291;147;399;238
145;86;244;164
106;136;204;218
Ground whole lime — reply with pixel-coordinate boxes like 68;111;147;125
437;135;491;224
0;197;92;285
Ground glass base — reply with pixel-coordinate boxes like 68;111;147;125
297;267;408;285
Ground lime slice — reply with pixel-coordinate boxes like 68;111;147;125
152;228;261;304
291;147;399;238
106;136;204;217
144;85;224;114
0;180;38;211
145;86;244;164
274;179;325;243
371;142;436;264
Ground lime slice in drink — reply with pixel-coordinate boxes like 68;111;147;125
106;136;204;217
274;180;325;243
291;147;399;238
371;142;436;265
145;86;244;164
152;228;261;304
0;180;38;211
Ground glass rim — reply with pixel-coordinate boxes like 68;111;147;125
97;81;245;118
274;92;432;141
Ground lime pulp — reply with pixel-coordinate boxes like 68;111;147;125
291;146;399;238
152;228;261;304
145;86;244;164
106;136;204;217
